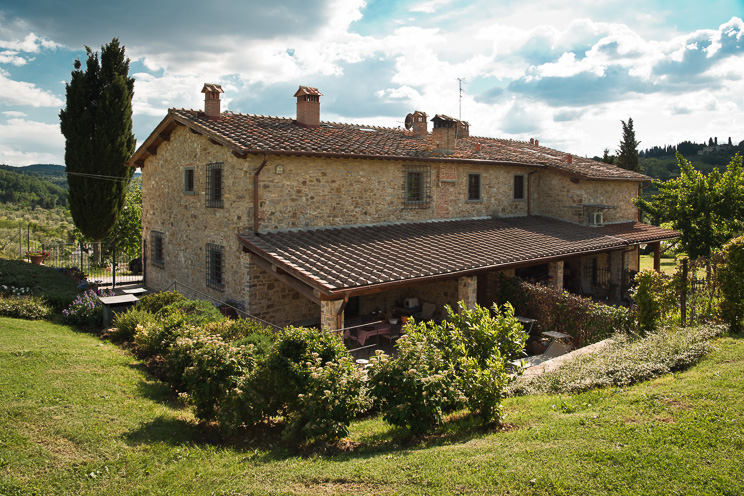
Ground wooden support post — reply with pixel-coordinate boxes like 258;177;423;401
653;242;661;272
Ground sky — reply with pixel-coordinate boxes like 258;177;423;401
0;0;743;166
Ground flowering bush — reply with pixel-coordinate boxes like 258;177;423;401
62;289;114;327
111;307;159;342
1;285;30;297
137;291;187;314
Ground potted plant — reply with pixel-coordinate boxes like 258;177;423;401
26;251;50;265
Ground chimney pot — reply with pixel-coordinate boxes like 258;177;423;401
411;110;428;138
530;138;534;145
535;139;539;146
294;85;323;128
201;83;224;121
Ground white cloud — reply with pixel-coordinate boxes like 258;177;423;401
2;111;27;117
0;51;28;65
0;74;63;107
0;118;64;166
0;33;58;53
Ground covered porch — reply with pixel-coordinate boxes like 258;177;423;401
237;216;678;335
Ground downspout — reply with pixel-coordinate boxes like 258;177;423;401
527;170;539;216
253;153;270;233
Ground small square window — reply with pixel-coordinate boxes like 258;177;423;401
151;231;164;269
206;243;225;291
467;173;481;201
184;167;195;194
513;174;525;200
404;165;431;208
206;162;223;208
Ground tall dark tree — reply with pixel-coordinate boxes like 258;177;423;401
59;38;135;260
616;117;641;172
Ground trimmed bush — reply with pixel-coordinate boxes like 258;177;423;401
157;299;224;327
0;295;53;320
632;269;676;334
132;310;189;356
498;276;633;347
137;291;187;314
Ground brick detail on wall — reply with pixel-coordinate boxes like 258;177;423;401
321;299;345;331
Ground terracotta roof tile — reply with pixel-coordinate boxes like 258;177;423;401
237;216;677;294
160;109;649;181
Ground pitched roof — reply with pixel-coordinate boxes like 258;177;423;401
237;216;677;297
129;108;650;181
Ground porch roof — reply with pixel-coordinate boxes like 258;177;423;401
237;216;678;299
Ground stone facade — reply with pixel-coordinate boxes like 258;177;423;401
141;124;644;327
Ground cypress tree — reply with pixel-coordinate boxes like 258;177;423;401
59;38;135;260
616;117;641;172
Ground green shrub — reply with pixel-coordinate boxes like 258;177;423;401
632;269;676;334
110;307;158;342
369;302;526;432
132;310;189;356
233;332;275;358
202;317;276;344
173;333;257;422
497;276;633;347
256;326;365;442
62;289;114;328
0;295;53;320
509;324;725;396
137;291;187;314
368;334;459;435
291;354;370;442
157;299;224;327
718;236;744;332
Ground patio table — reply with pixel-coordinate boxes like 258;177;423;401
345;323;392;346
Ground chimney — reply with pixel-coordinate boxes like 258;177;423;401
294;85;323;128
535;139;539;146
529;138;535;145
431;114;458;154
411;110;428;138
456;120;470;138
567;154;573;164
201;83;224;121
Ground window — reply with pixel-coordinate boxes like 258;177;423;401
404;165;431;208
513;174;525;200
206;162;223;208
151;231;164;268
184;167;195;194
206;243;225;291
467;173;481;201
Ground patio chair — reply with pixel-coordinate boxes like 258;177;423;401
417;302;437;322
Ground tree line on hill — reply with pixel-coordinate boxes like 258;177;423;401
0;167;68;208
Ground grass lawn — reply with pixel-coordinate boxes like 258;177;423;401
0;258;81;310
639;253;677;275
1;317;743;495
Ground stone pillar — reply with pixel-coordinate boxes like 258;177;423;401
548;260;564;290
610;250;623;301
320;299;344;331
458;275;478;310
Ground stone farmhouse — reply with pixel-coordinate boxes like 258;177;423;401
128;84;677;330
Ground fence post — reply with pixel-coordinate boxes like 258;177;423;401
112;238;117;289
80;242;84;273
681;258;688;327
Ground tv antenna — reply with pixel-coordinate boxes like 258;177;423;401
457;77;466;121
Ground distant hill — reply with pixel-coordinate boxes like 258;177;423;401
0;167;68;208
0;164;141;191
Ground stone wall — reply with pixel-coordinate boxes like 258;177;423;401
532;171;639;224
141;124;645;327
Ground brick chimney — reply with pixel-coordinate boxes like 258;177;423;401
202;83;224;121
431;114;458;154
456;120;469;138
411;110;428;138
294;85;323;128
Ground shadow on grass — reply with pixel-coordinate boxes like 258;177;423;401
124;415;222;446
